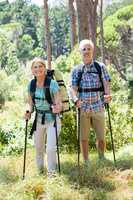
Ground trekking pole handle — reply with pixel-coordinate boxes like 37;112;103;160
25;110;30;122
104;103;109;109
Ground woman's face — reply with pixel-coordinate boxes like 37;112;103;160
32;61;46;78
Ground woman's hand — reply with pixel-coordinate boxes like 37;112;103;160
24;111;31;121
52;104;62;114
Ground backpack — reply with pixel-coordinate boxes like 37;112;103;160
77;61;104;93
30;69;70;113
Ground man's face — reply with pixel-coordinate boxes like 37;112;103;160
80;44;94;64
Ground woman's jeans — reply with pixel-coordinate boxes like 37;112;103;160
34;116;61;172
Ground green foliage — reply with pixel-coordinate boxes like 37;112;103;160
104;5;133;46
0;10;12;24
32;47;46;58
116;5;133;21
104;0;133;17
49;5;70;57
0;99;33;155
54;46;81;73
0;70;18;107
54;55;69;72
104;16;120;48
0;22;23;40
11;0;40;47
16;34;34;62
60;111;77;152
0;146;133;200
0;0;11;24
102;4;133;82
0;33;20;74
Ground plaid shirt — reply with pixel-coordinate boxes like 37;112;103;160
71;61;111;112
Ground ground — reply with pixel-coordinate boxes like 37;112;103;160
0;145;133;200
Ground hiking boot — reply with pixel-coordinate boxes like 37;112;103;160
98;152;106;160
84;160;90;168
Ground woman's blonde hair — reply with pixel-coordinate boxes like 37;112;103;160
31;57;46;69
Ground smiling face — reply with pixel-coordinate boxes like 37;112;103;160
31;60;46;78
79;40;94;65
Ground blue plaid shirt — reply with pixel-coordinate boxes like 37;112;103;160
71;61;111;112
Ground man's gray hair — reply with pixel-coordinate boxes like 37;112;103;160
79;39;94;50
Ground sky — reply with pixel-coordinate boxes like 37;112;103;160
29;0;44;6
8;0;56;7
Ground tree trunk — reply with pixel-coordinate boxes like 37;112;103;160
43;0;52;69
68;0;77;49
99;0;105;63
75;0;90;41
75;0;98;57
87;0;98;58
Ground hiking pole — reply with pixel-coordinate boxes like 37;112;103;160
77;108;80;169
55;114;61;173
23;111;29;180
105;103;116;165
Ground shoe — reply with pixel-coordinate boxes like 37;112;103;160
98;152;106;160
98;154;106;160
84;160;90;168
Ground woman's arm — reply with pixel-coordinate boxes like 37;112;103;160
52;91;62;113
25;94;34;120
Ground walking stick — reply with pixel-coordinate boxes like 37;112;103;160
77;108;80;168
105;103;116;165
23;111;29;180
55;115;61;173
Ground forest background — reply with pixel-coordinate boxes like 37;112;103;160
0;0;133;200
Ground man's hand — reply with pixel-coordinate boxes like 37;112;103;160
104;94;112;103
75;99;82;108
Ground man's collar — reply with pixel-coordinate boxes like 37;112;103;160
84;60;94;68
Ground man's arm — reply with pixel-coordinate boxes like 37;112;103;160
70;86;78;103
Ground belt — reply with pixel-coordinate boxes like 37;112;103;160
36;109;52;124
78;87;104;92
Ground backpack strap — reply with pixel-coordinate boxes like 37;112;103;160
77;64;85;87
30;76;53;105
77;61;104;92
30;78;37;104
94;61;104;91
44;76;53;105
47;69;54;78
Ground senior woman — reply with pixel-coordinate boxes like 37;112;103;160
25;57;62;175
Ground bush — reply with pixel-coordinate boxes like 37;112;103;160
0;70;18;107
60;111;77;152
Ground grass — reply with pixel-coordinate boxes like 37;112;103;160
0;145;133;200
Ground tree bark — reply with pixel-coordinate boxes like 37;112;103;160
68;0;77;49
43;0;52;69
99;0;105;63
75;0;98;57
75;0;90;41
87;0;98;58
